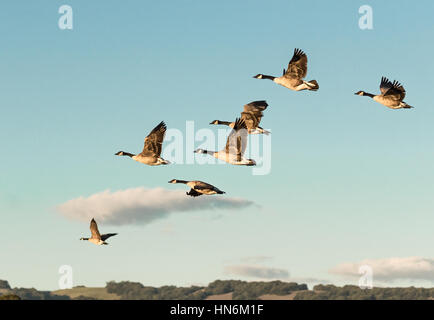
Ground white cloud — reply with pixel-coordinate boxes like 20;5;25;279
330;257;434;282
224;265;290;280
56;187;254;226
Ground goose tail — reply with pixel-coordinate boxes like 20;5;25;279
402;102;414;109
250;127;271;135
305;80;319;91
158;158;171;165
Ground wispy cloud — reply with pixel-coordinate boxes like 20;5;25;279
56;187;254;226
239;256;274;264
224;265;290;280
330;257;434;282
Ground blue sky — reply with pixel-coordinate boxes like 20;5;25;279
1;0;434;290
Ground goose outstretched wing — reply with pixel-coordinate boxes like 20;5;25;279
140;121;167;157
101;233;117;241
241;100;268;129
284;48;308;80
224;118;248;161
186;189;202;197
90;219;101;240
379;77;406;100
193;181;215;190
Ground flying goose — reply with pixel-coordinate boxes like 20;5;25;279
80;218;117;245
253;48;319;91
210;100;270;135
194;118;256;166
168;179;225;197
115;121;170;165
355;77;413;109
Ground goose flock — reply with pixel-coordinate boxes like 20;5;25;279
81;48;413;245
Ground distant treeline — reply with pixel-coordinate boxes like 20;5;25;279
0;280;70;300
294;284;434;300
1;287;70;300
106;280;308;300
2;279;434;300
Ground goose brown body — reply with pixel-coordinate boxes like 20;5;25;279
169;179;225;197
80;219;117;245
210;100;270;135
195;118;256;166
115;121;170;165
355;77;413;109
253;48;319;91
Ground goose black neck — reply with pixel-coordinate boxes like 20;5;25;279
262;75;276;81
218;121;232;125
176;180;188;184
364;92;375;98
122;152;135;157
